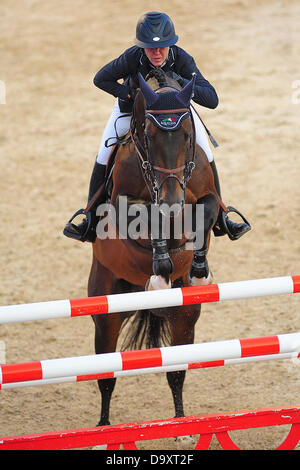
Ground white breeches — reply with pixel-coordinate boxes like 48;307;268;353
96;100;214;165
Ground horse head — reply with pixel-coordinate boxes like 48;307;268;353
133;73;196;217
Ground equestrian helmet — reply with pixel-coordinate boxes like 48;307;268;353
135;12;178;48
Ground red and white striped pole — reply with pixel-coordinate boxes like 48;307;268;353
1;350;299;390
1;332;299;386
0;275;299;324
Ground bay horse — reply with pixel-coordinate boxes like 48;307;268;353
88;71;220;426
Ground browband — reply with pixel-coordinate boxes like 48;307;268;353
145;109;190;131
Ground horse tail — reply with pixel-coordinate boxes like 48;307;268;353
121;310;171;351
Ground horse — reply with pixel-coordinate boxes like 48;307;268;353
88;70;220;426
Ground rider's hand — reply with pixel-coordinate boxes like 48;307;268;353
128;87;138;102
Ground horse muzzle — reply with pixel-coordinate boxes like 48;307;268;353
158;182;185;219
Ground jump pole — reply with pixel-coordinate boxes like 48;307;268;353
1;350;299;390
0;275;299;324
1;332;299;386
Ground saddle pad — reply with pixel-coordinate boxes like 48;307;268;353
145;111;190;131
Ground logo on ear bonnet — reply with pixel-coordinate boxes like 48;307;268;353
145;111;190;131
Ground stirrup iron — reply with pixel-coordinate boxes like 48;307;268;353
221;205;251;241
63;209;96;242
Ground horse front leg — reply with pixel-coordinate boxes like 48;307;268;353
189;240;213;285
148;205;174;289
150;238;173;288
189;194;219;285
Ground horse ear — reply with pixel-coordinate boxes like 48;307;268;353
138;73;159;108
133;88;146;138
176;74;196;107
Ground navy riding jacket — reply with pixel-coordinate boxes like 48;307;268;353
93;46;219;113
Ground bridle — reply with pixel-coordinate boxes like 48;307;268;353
130;106;196;205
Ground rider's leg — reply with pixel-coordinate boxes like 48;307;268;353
191;107;251;240
191;107;214;164
63;101;132;242
209;160;251;239
96;100;132;166
63;160;106;242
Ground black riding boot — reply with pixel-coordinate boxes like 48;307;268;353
63;161;106;242
210;160;251;240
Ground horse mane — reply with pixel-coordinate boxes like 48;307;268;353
145;69;181;91
146;68;169;88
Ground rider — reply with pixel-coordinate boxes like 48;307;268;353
63;11;251;243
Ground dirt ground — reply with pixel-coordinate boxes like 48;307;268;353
0;0;299;450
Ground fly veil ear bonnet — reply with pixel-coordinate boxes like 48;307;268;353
138;73;196;130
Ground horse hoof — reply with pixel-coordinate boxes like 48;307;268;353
190;270;213;286
147;275;171;290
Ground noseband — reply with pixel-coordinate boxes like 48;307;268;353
130;107;196;205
